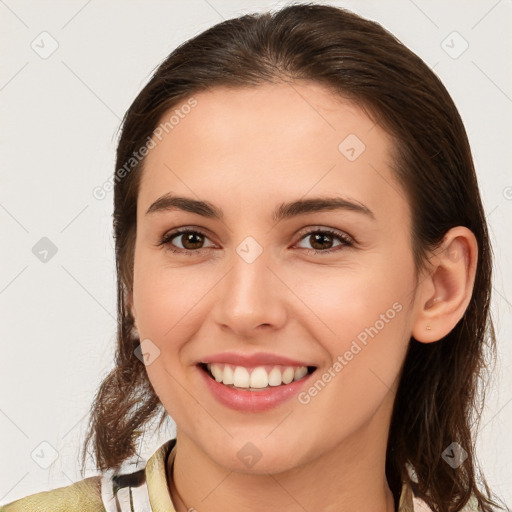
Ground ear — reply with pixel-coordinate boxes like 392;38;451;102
412;226;478;343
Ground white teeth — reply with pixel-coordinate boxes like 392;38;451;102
268;367;282;386
206;363;311;389
294;366;308;381
223;365;234;385
211;364;223;382
282;367;295;384
250;367;269;388
233;366;250;388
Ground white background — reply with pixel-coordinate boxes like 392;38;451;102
1;0;511;507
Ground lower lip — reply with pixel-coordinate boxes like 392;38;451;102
198;366;314;412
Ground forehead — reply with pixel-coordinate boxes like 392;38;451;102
138;81;407;226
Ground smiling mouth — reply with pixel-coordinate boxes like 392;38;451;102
198;362;317;391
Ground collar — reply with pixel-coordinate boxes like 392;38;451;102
102;439;479;511
143;438;425;512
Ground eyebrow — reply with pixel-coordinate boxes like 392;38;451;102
145;193;375;222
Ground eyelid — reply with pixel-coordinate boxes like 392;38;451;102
158;225;355;254
158;226;216;250
294;225;354;243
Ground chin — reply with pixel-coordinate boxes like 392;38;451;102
202;434;310;475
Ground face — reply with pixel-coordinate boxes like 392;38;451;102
130;81;419;474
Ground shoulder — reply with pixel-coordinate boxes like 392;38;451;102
0;439;177;512
0;475;105;512
411;493;481;512
400;479;481;512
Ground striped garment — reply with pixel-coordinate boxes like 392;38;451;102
0;438;480;511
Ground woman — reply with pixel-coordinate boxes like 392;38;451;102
1;3;507;511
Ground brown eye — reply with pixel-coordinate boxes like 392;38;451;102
158;229;215;255
176;231;205;250
296;228;353;254
308;232;335;250
158;227;353;256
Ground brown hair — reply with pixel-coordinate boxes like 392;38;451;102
80;3;506;511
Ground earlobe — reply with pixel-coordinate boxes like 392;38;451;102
412;226;478;343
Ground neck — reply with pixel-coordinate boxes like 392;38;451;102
167;394;397;512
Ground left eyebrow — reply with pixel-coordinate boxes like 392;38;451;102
145;193;375;222
272;196;375;222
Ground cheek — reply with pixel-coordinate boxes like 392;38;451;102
290;245;414;398
291;252;413;351
294;271;412;442
132;259;206;420
132;252;207;340
131;256;201;399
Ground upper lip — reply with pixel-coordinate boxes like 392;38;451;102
198;351;315;368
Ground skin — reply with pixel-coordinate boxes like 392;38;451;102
128;81;478;512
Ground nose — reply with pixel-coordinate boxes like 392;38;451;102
211;246;288;338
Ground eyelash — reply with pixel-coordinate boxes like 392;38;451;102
157;227;354;256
